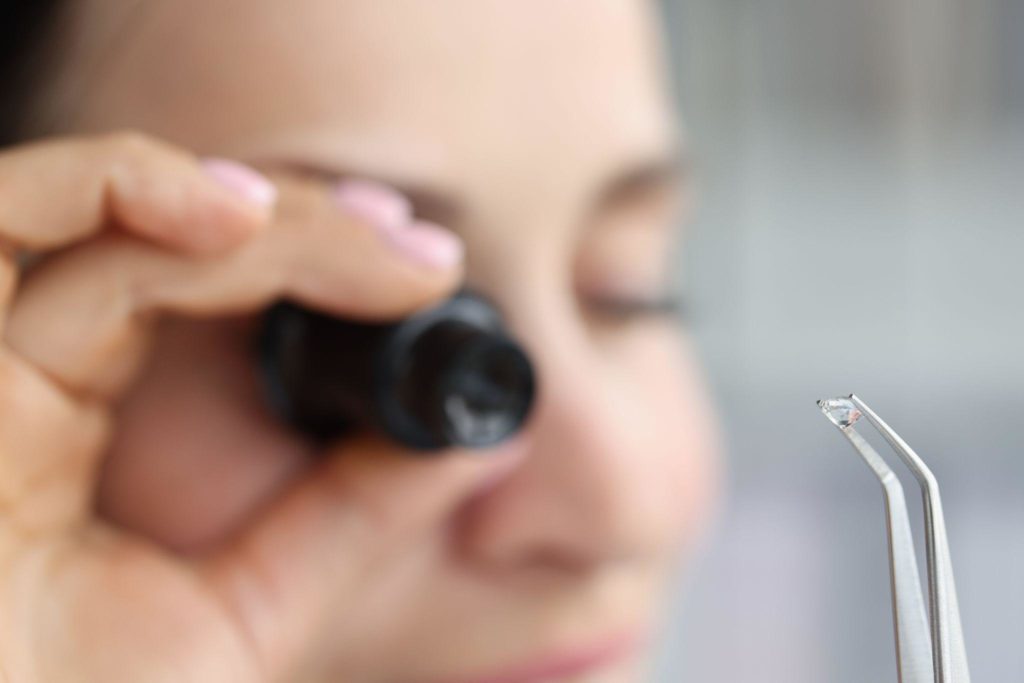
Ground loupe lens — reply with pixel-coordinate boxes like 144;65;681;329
438;338;534;447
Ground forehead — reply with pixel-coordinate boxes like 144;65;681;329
66;0;674;186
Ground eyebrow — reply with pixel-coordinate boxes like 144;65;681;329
266;161;464;228
268;149;688;230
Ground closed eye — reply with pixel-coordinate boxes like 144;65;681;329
585;294;686;321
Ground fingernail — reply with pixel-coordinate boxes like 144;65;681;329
201;158;278;207
332;180;412;232
384;220;464;270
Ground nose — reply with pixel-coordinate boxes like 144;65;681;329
454;332;679;576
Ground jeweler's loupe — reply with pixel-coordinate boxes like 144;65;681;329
259;290;536;452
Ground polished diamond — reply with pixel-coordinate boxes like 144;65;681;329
817;397;862;428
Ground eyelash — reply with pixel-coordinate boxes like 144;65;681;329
585;294;687;322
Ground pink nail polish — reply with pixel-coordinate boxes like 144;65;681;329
384;220;464;270
333;180;412;231
201;158;277;207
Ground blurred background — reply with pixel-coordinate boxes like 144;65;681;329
653;0;1024;681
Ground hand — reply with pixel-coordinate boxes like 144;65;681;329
0;133;511;682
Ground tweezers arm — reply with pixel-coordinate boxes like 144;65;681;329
839;427;933;683
927;502;971;683
851;396;971;683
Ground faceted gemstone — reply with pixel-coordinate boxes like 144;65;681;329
818;397;862;428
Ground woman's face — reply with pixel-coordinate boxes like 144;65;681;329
40;0;719;680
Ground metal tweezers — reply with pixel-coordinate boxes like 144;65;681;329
817;394;970;683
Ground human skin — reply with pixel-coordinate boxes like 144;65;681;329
0;1;719;682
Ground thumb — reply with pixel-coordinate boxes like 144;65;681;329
199;434;527;677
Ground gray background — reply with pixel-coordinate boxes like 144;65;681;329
654;0;1024;680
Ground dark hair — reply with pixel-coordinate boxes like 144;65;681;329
0;0;67;146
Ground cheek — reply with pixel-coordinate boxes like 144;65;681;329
620;328;722;548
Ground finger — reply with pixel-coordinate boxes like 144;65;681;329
5;175;464;400
0;251;15;322
0;349;110;534
200;435;528;678
0;132;274;257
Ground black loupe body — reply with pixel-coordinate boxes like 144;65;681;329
258;290;535;451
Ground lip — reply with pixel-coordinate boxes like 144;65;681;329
442;629;643;683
